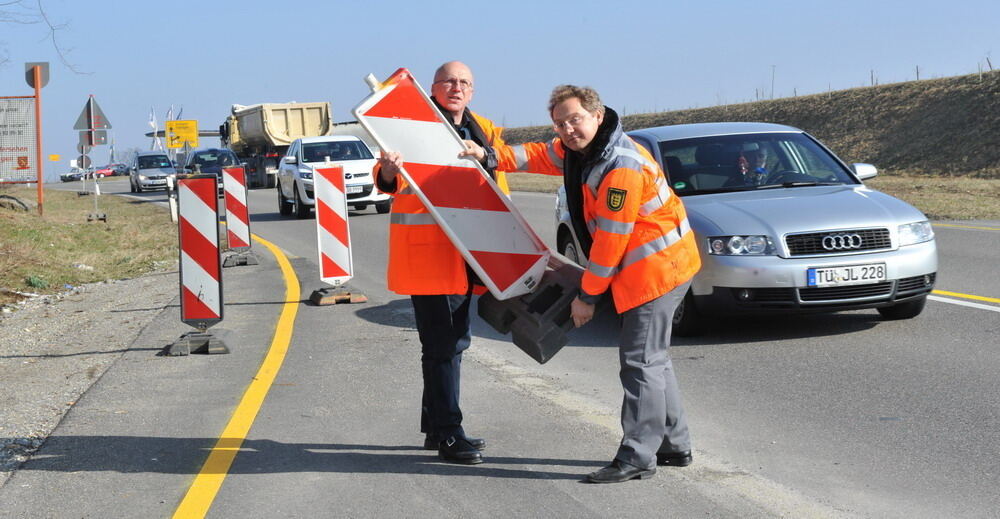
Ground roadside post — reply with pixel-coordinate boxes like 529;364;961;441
74;95;111;221
221;166;258;267
353;68;583;361
166;175;178;223
86;176;106;222
168;174;229;355
309;164;366;305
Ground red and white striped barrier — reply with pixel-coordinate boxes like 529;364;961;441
222;166;251;251
353;68;549;300
177;176;223;328
314;165;353;285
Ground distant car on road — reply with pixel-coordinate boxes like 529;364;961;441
129;151;176;192
110;163;128;176
277;136;391;218
183;148;241;196
93;165;115;178
555;122;938;336
60;167;88;182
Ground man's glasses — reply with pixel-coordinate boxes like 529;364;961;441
434;78;473;91
552;113;591;130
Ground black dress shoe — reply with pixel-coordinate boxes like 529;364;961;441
656;450;693;467
585;459;655;484
424;435;486;450
438;436;483;465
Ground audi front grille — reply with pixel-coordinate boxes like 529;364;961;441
785;228;891;256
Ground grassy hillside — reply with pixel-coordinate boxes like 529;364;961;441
503;70;1000;178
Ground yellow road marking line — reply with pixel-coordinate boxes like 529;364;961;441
173;233;299;518
932;223;1000;231
932;290;1000;304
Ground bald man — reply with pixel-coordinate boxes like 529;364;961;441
375;61;507;465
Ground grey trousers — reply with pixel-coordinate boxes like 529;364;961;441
614;281;692;470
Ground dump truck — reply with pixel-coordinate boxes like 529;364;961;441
220;102;333;188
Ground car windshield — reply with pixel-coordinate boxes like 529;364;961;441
137;156;172;169
191;151;236;167
302;141;373;163
657;132;857;196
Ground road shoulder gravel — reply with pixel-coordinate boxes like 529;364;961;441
0;270;179;487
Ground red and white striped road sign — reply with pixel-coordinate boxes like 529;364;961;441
222;166;251;251
353;68;549;300
314;165;353;285
177;175;223;328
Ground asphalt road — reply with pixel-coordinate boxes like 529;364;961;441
12;179;1000;518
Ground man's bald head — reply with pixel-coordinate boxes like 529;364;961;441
431;61;475;123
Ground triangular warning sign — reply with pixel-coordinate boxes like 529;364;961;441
73;97;112;130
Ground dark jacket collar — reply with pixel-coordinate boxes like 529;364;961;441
579;106;622;164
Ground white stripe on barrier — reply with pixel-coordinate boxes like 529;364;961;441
364;117;477;168
179;183;219;245
181;250;221;317
227;217;249;246
437;207;546;255
223;170;247;206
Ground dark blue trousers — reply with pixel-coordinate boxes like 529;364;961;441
412;292;472;440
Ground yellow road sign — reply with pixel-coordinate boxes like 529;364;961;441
166;120;199;149
49;154;60;161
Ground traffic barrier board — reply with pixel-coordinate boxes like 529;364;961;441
353;68;549;300
177;175;223;329
222;167;251;251
314;165;353;285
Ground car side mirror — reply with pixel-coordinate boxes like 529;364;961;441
850;163;878;181
283;156;298;164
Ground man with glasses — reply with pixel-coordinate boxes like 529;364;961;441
375;61;507;465
462;85;701;483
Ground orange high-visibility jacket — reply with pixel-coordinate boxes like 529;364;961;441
495;117;701;312
376;111;508;295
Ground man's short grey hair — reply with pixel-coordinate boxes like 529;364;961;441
549;85;604;116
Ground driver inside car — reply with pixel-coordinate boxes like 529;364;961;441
738;145;769;185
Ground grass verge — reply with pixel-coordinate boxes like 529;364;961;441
507;172;1000;221
0;185;178;305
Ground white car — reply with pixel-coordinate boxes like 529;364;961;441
277;136;391;218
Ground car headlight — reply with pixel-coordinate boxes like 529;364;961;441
299;171;313;179
898;221;934;246
708;235;776;255
139;175;148;181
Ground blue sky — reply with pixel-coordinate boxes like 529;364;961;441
1;0;997;182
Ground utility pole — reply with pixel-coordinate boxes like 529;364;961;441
771;65;776;99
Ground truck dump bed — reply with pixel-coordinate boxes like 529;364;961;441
227;102;332;154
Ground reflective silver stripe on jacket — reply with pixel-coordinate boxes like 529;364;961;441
587;259;617;279
547;142;564;169
390;212;436;225
586;217;596;234
614;145;658;172
512;145;530;171
620;218;692;270
638;177;673;216
595;215;634;235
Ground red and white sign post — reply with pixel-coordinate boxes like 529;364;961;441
170;175;229;355
222;166;258;267
309;165;366;305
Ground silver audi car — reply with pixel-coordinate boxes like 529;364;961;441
555;122;937;336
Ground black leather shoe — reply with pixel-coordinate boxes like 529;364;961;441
438;436;483;465
656;450;693;467
585;459;655;483
424;435;486;450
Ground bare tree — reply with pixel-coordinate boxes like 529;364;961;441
0;1;82;72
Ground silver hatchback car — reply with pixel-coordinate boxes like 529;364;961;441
556;122;937;336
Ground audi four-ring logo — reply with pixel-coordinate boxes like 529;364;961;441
822;233;863;250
